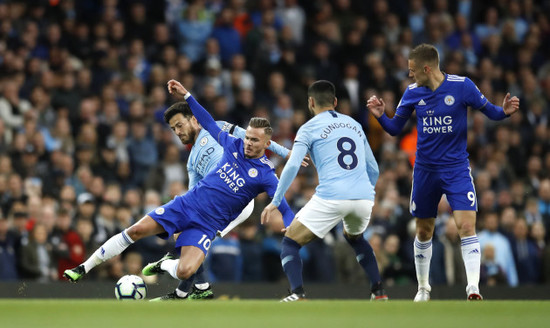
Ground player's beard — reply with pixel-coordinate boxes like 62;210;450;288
179;130;196;145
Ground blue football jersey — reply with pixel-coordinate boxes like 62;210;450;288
272;110;378;206
183;95;294;230
187;121;290;189
395;74;487;171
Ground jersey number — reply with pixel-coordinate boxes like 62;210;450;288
337;137;358;170
198;234;212;250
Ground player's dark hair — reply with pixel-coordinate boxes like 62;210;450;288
409;44;439;66
164;101;193;123
248;117;273;137
308;80;336;107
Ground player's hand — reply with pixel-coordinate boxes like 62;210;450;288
261;203;280;225
286;151;310;167
502;92;520;116
366;96;386;118
167;79;188;97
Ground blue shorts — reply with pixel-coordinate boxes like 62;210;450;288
147;196;217;254
410;166;477;218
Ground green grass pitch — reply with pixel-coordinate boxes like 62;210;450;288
1;300;548;328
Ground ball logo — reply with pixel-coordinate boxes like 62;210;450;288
200;137;208;146
155;207;165;215
444;95;455;106
248;168;258;178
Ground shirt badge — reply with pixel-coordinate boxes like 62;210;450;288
155;207;165;215
248;168;258;178
444;95;455;106
200;137;208;146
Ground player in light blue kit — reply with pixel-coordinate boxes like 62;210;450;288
262;80;387;301
367;44;520;301
147;101;296;301
63;79;294;287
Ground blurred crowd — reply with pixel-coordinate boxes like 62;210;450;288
1;0;550;288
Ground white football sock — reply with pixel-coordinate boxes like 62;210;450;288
83;230;134;273
160;259;180;280
195;283;210;290
414;236;432;290
175;288;188;298
461;235;481;289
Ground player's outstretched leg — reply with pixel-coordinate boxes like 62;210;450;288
64;229;135;282
142;253;175;276
280;236;306;302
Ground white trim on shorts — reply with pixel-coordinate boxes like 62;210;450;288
296;195;374;238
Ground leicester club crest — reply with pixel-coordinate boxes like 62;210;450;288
444;95;455;106
248;168;258;178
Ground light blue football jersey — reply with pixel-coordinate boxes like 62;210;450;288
187;121;290;189
272;110;379;206
395;74;488;171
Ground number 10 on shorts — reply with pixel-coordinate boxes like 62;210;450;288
198;234;212;251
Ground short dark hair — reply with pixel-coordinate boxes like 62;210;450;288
409;44;439;66
164;101;193;124
248;117;273;137
308;80;336;107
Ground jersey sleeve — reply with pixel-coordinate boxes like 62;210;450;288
363;137;379;187
464;78;508;120
264;171;295;227
377;89;414;136
187;95;233;147
463;77;489;110
270;142;308;207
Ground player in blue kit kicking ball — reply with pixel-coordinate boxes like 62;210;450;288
146;99;306;301
262;80;387;302
367;44;519;301
64;79;294;288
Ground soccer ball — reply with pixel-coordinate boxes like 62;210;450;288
115;275;147;300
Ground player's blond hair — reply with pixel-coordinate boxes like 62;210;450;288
409;44;440;67
248;117;273;137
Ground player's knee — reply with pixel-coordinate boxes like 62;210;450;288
457;221;476;236
126;225;145;241
416;228;433;241
176;263;195;280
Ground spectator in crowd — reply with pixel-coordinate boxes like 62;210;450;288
478;212;519;286
0;0;549;289
0;214;19;280
511;217;541;284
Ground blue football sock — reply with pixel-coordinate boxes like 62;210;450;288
281;237;304;294
344;234;382;290
193;264;208;285
177;276;194;293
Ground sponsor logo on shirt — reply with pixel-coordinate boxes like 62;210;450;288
418;99;426;106
422;116;453;134
216;162;246;192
